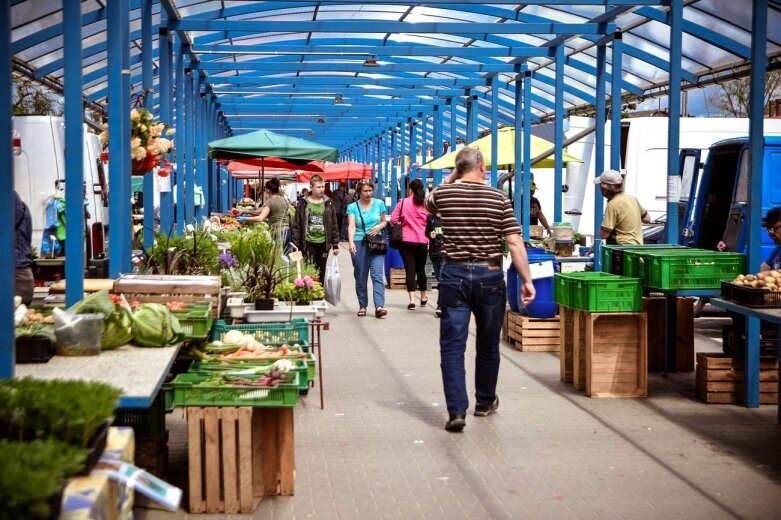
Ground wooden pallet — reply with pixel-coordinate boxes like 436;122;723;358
583;312;648;398
559;307;576;382
695;353;779;405
187;407;295;514
571;309;587;390
505;312;560;352
388;268;406;290
114;274;222;318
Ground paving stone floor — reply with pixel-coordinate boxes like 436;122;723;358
137;246;781;520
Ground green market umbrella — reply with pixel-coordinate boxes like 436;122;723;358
208;129;338;162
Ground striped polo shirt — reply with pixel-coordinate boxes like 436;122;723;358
425;181;521;262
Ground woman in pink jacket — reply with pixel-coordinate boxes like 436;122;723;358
391;178;430;309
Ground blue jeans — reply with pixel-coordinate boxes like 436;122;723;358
439;263;506;415
352;239;386;309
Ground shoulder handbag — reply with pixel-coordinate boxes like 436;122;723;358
358;200;387;255
389;198;404;249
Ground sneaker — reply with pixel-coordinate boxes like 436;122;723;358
375;307;387;318
445;414;466;432
435;307;442;318
474;396;499;417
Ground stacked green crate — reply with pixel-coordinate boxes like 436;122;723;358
640;250;745;290
554;272;642;312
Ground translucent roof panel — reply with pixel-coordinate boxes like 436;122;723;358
7;0;779;148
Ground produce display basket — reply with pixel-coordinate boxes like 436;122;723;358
171;372;300;408
113;274;222;318
210;318;310;344
643;251;745;290
196;351;316;381
620;245;693;278
189;360;310;391
555;272;642;312
721;281;781;308
170;302;213;340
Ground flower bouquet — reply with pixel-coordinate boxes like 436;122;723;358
99;108;174;176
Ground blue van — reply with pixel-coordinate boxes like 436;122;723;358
680;136;781;261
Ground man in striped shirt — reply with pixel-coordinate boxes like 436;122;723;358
426;147;535;433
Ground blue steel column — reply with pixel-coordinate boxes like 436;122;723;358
184;71;195;226
0;1;14;375
400;122;408;195
120;0;131;273
391;128;399;210
410;119;417;179
449;97;458;150
63;0;84;307
554;46;565;222
141;0;154;250
433;105;443;187
594;42;607;271
174;40;185;234
522;71;532;240
513;69;523;224
610;33;623;171
159;23;174;234
195;79;205;223
666;0;683;244
108;0;128;276
744;0;768;410
490;78;499;188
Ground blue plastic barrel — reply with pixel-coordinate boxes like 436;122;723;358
384;245;404;282
507;249;558;318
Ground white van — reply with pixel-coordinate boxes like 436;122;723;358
12;116;108;258
532;116;781;235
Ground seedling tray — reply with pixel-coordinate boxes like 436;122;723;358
172;372;300;408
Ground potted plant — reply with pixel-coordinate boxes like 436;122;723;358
144;228;219;275
229;225;286;310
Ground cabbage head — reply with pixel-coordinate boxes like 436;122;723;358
131;303;184;347
69;290;132;350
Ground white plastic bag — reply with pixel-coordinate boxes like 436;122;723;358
324;256;341;306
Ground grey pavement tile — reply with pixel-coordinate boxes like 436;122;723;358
136;253;781;519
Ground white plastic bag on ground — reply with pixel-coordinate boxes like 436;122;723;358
324;255;341;306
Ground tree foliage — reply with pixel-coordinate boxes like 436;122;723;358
706;71;781;117
12;75;63;116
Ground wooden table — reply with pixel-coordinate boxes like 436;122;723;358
709;298;781;420
16;343;181;408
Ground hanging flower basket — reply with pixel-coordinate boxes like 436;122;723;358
100;107;175;177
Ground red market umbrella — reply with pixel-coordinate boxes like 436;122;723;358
297;161;372;183
228;157;325;174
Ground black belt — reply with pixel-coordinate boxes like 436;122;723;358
443;258;502;267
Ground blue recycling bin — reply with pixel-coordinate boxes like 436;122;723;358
507;248;558;318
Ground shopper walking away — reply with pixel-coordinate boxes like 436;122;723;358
426;147;535;433
347;179;388;318
426;213;443;317
595;169;651;245
390;178;430;310
237;178;291;250
331;182;351;240
292;175;339;283
14;191;34;305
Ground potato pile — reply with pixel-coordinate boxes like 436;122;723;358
732;269;781;291
23;309;55;325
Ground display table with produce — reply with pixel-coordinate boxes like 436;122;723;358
16;343;181;408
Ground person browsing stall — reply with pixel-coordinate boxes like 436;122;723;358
761;207;781;271
291;175;339;283
426;147;535;433
595;169;651;245
347;179;388;318
529;181;552;234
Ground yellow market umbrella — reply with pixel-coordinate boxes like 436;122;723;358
420;126;581;170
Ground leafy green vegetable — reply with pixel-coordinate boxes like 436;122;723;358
15;323;56;343
131;303;184;347
68;290;133;350
0;378;120;448
146;228;220;275
0;439;86;520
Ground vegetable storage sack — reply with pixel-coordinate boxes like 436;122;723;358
324;255;341;305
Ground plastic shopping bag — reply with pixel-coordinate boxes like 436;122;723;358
324;256;341;306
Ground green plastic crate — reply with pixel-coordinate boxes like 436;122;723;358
609;244;687;275
171;372;300;408
209;318;310;344
170;302;214;340
622;246;698;280
642;250;746;290
188;359;311;391
601;245;617;274
554;272;642;312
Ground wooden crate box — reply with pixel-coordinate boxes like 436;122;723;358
571;309;588;390
560;307;576;383
505;311;560;352
695;353;779;405
584;312;648;398
388;268;406;290
114;274;222;318
644;297;694;372
187;407;295;514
